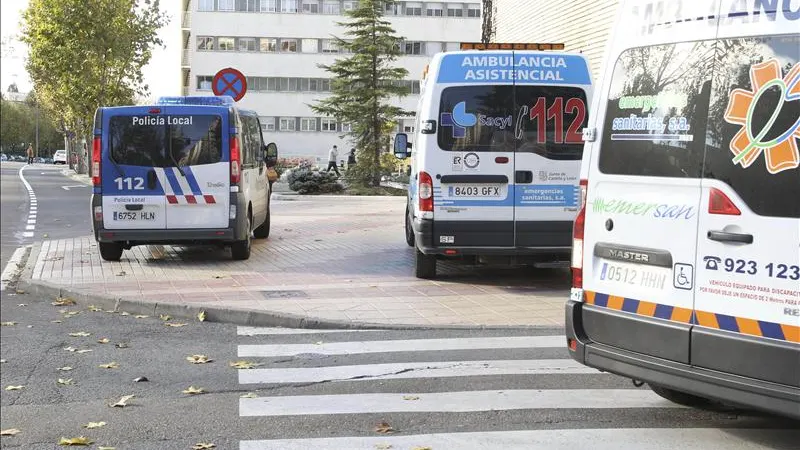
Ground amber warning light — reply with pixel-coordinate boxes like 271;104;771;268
460;42;565;51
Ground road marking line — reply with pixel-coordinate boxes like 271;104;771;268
238;336;565;357
239;359;598;384
25;225;35;230
239;428;798;450
27;219;36;224
18;166;37;237
1;246;28;292
237;326;385;336
23;232;34;238
239;389;679;417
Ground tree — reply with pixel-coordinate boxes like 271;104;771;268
0;95;62;156
20;0;167;166
311;0;411;187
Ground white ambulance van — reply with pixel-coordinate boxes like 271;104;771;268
395;43;593;278
567;0;799;418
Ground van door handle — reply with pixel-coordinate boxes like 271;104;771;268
147;170;157;189
707;230;753;244
515;170;533;184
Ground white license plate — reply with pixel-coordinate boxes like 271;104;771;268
111;210;157;221
449;184;503;197
599;261;668;290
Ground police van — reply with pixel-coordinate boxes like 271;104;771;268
91;96;278;261
395;43;593;278
567;0;799;418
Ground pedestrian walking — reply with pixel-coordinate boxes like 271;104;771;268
326;145;340;176
26;144;34;164
347;148;356;170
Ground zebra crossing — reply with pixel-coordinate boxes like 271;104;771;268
233;326;797;450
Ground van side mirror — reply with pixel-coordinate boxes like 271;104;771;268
394;133;411;159
264;142;278;167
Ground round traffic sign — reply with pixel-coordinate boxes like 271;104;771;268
212;67;247;102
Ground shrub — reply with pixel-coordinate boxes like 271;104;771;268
287;167;343;194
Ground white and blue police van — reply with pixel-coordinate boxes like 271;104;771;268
395;43;593;278
90;96;277;261
567;0;799;419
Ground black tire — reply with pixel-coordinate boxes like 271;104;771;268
99;242;123;261
404;205;415;247
649;384;710;407
414;246;436;279
231;214;252;260
254;204;270;239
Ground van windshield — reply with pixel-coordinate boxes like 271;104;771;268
108;114;223;167
438;85;588;159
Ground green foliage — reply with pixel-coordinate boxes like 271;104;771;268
20;0;168;139
0;95;63;155
287;167;344;194
311;0;412;187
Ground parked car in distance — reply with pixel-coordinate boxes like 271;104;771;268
53;149;67;164
1;153;7;161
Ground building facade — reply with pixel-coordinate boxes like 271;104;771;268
181;0;481;162
492;0;619;80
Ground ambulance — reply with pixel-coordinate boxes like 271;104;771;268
395;43;593;278
566;0;800;418
91;96;278;261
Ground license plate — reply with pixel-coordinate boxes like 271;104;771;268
599;262;668;290
449;184;502;197
112;211;157;221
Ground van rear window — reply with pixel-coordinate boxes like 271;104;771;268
109;115;222;167
438;85;588;159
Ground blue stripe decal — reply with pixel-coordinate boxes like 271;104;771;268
182;167;203;196
758;321;785;340
593;293;609;307
715;314;739;332
164;167;184;195
654;304;674;320
621;298;640;313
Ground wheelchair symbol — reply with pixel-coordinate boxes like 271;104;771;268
673;263;694;290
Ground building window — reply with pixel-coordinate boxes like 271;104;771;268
279;118;296;131
260;38;277;52
445;42;460;51
467;4;480;17
321;39;339;53
260;117;276;132
197;36;214;50
238;0;259;12
320;79;331;91
404;41;423;55
282;0;299;12
405;2;423;15
411;80;421;94
218;0;235;11
343;0;357;11
447;4;463;16
340;122;352;132
301;38;318;53
260;0;277;12
300;117;317;131
404;124;414;132
426;4;443;16
281;39;298;52
385;2;401;15
303;0;320;13
197;76;213;90
321;118;337;132
218;37;235;51
322;0;339;14
238;38;257;52
267;77;278;90
198;0;215;11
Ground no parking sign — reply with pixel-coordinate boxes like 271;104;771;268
212;67;247;102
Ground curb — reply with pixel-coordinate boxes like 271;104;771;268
60;168;92;186
16;244;548;332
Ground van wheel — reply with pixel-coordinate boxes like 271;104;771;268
231;215;252;260
254;205;270;239
649;384;710;407
414;247;436;279
404;206;415;247
99;242;123;261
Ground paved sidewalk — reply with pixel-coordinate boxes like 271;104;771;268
21;196;570;328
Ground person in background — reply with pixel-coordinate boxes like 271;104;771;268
26;144;34;164
347;148;356;170
326;144;340;176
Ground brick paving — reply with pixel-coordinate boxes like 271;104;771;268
27;196;570;327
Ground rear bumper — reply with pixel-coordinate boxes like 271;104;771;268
565;299;800;419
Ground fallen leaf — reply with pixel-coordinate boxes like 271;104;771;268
97;447;116;450
58;436;93;446
64;346;77;352
5;385;24;391
187;355;212;364
69;331;91;337
115;342;129;349
133;315;148;319
57;378;74;385
52;297;76;306
87;305;102;312
229;360;261;369
116;271;126;276
402;395;420;401
411;447;432;450
159;314;172;321
110;394;134;407
65;311;80;317
57;366;73;371
82;421;106;429
51;320;62;323
374;445;393;450
182;386;206;395
374;422;395;434
76;349;92;354
15;289;25;294
17;303;27;307
197;310;206;322
1;322;17;326
97;338;110;344
1;428;21;436
240;392;257;398
98;362;119;369
165;322;187;327
104;310;116;313
0;359;5;363
120;311;130;316
133;376;149;383
192;443;216;449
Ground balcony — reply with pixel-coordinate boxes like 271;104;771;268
181;49;190;68
181;12;191;29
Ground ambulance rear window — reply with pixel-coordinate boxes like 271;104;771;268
108;114;223;167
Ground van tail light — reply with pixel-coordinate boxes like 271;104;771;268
571;179;588;288
230;135;241;185
418;171;434;212
91;136;102;186
708;187;741;215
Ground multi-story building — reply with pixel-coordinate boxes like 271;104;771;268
181;0;481;161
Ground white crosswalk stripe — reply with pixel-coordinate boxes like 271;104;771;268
234;326;794;449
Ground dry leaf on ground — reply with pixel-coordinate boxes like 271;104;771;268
402;395;420;401
97;447;116;450
133;315;149;319
374;444;393;450
159;314;172;321
182;386;206;395
87;305;102;312
1;322;17;326
76;349;92;354
186;355;212;364
119;312;130;316
97;338;110;344
110;395;134;407
412;447;432;450
240;392;257;398
64;346;77;352
197;310;207;322
64;311;80;317
192;443;215;449
52;297;76;306
115;342;129;349
58;436;93;446
68;331;91;337
83;421;106;429
98;362;119;369
57;378;74;385
5;385;24;391
51;320;62;323
165;322;187;328
374;422;395;434
1;428;21;436
229;360;261;369
15;289;25;294
57;366;73;371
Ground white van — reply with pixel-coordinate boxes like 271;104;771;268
567;0;799;418
395;44;593;278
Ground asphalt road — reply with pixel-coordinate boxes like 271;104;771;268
1;290;798;449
